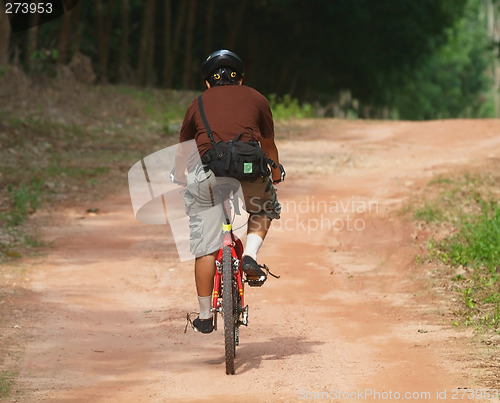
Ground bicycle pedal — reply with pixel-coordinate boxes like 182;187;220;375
246;276;267;287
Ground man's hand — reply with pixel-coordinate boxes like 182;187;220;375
170;167;187;186
260;136;281;183
273;164;286;184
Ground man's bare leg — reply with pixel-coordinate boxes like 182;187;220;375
247;213;271;240
194;252;217;322
195;252;218;297
243;214;271;275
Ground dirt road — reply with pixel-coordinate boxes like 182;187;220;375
11;119;500;402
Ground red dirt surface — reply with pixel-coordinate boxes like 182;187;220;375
8;119;500;402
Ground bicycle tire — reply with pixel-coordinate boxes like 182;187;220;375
222;246;236;375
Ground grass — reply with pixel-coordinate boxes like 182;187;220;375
413;201;445;222
439;202;500;329
0;181;44;259
0;370;17;399
412;169;500;333
442;201;499;269
0;181;42;227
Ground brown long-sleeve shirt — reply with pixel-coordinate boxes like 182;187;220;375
179;85;275;158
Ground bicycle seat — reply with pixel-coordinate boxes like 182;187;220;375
212;178;241;199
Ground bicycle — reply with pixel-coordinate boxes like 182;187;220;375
131;148;281;374
184;181;279;375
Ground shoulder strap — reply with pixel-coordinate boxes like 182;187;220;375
242;127;256;142
197;95;216;144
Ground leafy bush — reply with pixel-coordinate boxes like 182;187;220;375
268;94;316;120
0;182;42;227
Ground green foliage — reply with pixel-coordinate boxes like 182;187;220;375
268;94;315;120
0;84;189;260
413;170;500;332
413;202;445;222
0;370;17;399
394;0;493;120
442;202;500;270
246;0;467;108
46;163;109;179
0;182;42;227
118;87;190;134
24;234;47;248
28;48;59;75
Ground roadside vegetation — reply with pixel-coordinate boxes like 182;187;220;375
410;166;500;334
0;82;193;262
268;94;316;120
0;370;17;399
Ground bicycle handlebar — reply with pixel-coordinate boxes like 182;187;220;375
273;164;286;184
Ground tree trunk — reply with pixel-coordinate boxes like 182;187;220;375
0;4;11;65
145;7;156;87
96;0;116;83
25;16;39;71
118;0;130;82
162;0;172;86
137;0;155;85
164;1;188;88
485;0;500;117
182;0;197;89
69;1;82;58
226;0;248;50
205;0;215;55
58;12;71;64
96;0;105;79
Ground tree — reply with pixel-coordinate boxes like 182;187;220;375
0;5;10;65
163;1;188;88
25;16;40;71
69;1;82;57
182;0;197;89
484;0;500;116
225;0;247;50
117;0;130;82
137;0;155;85
394;0;493;119
204;0;215;55
95;0;116;83
57;12;71;64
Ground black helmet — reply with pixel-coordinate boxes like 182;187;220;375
202;49;244;81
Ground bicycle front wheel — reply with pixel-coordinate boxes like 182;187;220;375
222;246;236;375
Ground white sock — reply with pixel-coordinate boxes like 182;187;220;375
244;233;263;261
198;296;212;320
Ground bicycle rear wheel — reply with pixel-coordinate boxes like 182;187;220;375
222;246;236;375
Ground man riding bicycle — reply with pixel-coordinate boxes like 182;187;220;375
175;50;283;334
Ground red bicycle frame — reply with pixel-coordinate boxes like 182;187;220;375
212;224;245;314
